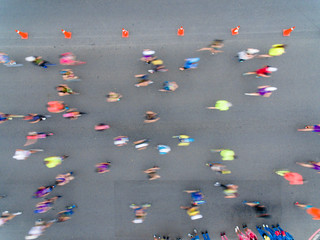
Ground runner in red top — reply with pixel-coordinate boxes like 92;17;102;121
243;65;277;78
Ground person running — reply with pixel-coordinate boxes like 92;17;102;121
95;162;111;173
148;59;168;73
235;226;250;240
214;182;239;198
242;201;271;218
296;161;320;173
60;69;80;81
94;123;110;131
130;203;151;223
297;125;320;134
141;49;156;64
144;111;160;123
243;65;277;78
256;226;272;240
157;145;171;155
180;205;202;220
13;149;43;160
179;58;200;71
172;135;194;146
245;86;277;97
55;172;74;186
25;56;55;68
211;149;236;161
237;48;260;62
134;139;149;150
0;52;18;65
0;112;13;123
23;114;48;123
114;136;129;146
25;219;55;239
134;74;153;87
33;185;56;198
274;169;305;185
294;202;320;220
56;205;77;222
206;162;231;174
144;166;161;180
47;101;68;113
207;100;232;111
0;211;22;226
159;81;179;92
184;190;206;205
106;92;122;102
197;39;224;55
34;196;61;214
55;84;79;96
62;109;86;120
258;44;287;58
24;132;53;146
243;225;258;240
44;155;68;168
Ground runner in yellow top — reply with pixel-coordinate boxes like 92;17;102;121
258;44;287;58
207;100;232;111
211;149;236;161
44;155;68;168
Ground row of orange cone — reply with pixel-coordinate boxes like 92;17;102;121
15;26;296;40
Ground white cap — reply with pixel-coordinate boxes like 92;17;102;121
246;48;259;54
25;56;36;62
142;50;155;56
267;67;278;72
265;87;277;91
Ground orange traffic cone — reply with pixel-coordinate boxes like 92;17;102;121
122;28;129;38
15;30;28;39
231;26;240;35
61;29;72;39
283;26;295;36
177;26;184;36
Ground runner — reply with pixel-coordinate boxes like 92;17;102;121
237;48;259;62
296;161;320;173
214;182;239;198
207;100;232;111
62;109;86;120
55;172;74;186
55;84;79;96
25;56;56;68
179;58;200;71
23;114;49;123
134;139;149;150
172;135;194;146
159;81;179;92
34;196;61;214
274;169;305;185
44;155;68;168
25;219;55;239
95;162;111;174
297;125;320;134
258;44;287;58
294;202;320;220
157;145;171;155
33;185;56;198
106;92;122;102
130;203;151;223
24;132;54;146
244;86;277;97
197;40;224;55
114;136;129;146
94;123;110;131
243;65;277;78
206;162;231;174
140;49;156;64
47;101;68;113
243;201;271;218
134;74;153;87
144;111;160;123
211;149;236;161
0;211;22;226
144;166;161;180
13;149;43;160
56;205;77;222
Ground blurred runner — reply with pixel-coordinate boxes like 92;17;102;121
13;149;43;160
60;52;86;65
297;125;320;134
134;74;153;87
106;92;122;102
140;49;156;64
23;114;50;123
206;162;231;174
55;84;79;96
243;65;277;78
207;100;232;111
0;112;24;123
55;172;74;186
114;136;129;146
258;44;287;58
95;162;111;173
47;101;68;113
144;166;161;180
237;48;259;62
179;58;200;71
159;81;178;92
44;155;68;168
296;161;320;173
94;123;110;131
0;211;22;226
172;135;194;146
60;69;80;81
130;203;151;223
245;86;277;97
63;109;86;120
33;185;56;198
214;182;239;198
24;132;54;146
180;205;202;220
134;139;149;150
0;52;22;66
294;202;320;220
34;196;61;214
274;169;305;185
157;145;171;155
211;149;236;161
25;219;55;240
197;40;224;55
148;59;168;73
144;111;160;123
243;201;271;218
25;56;56;69
56;205;77;222
184;190;206;206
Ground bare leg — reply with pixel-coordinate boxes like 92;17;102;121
244;93;260;96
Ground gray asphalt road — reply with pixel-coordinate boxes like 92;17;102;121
1;1;320;239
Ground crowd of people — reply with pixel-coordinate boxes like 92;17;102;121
0;40;308;239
